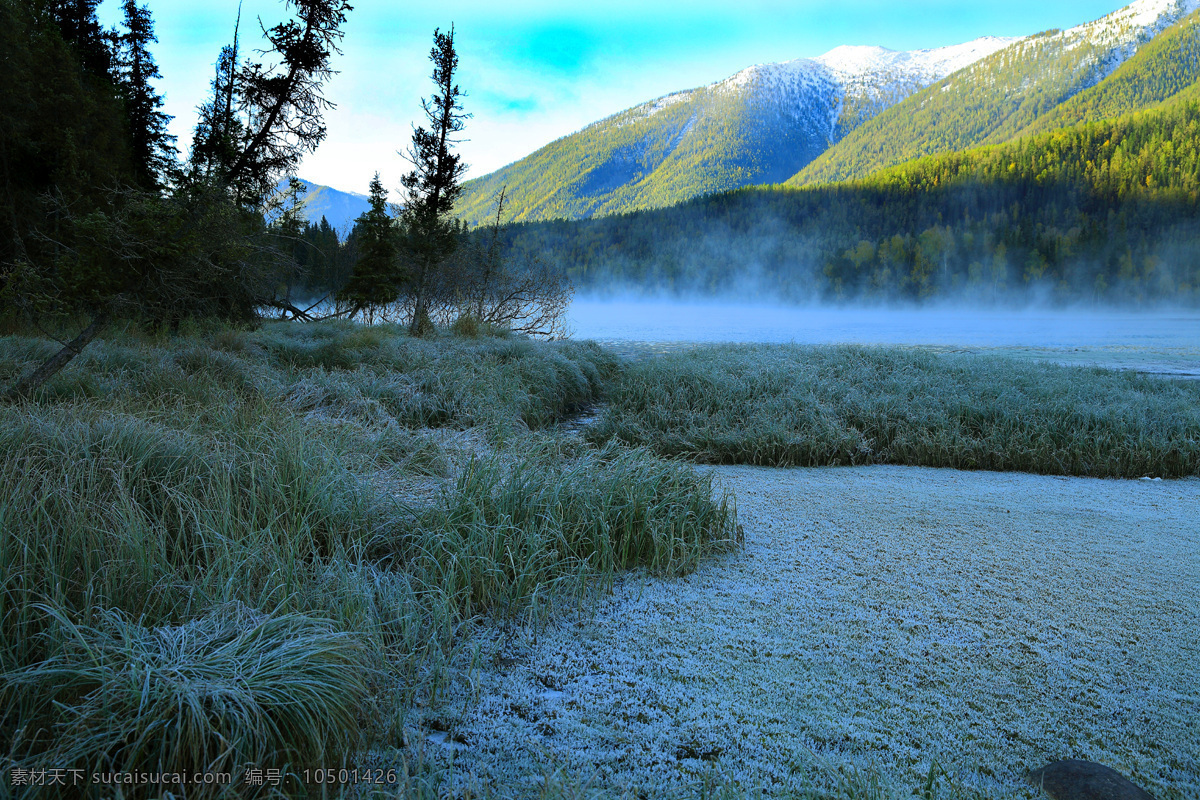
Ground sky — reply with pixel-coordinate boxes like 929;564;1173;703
99;0;1136;196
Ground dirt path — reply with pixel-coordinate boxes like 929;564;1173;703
422;466;1200;799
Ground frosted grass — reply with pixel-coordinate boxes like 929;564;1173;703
591;344;1200;477
0;321;733;799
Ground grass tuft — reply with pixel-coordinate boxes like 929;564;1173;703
7;604;367;797
409;442;740;618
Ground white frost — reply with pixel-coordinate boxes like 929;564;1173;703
415;465;1200;798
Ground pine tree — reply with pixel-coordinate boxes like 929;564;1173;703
228;0;354;205
189;0;352;206
190;15;244;185
117;0;176;189
46;0;114;79
398;25;469;335
341;173;398;316
0;0;132;265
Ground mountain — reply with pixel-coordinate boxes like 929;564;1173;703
455;0;1200;306
790;0;1200;186
1013;8;1200;138
290;178;371;232
456;0;1200;226
452;37;1016;226
492;94;1200;304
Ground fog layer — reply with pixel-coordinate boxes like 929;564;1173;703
568;298;1200;376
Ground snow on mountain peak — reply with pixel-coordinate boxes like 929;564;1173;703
1067;0;1200;40
630;34;1022;138
634;0;1198;130
815;36;1020;84
1049;0;1199;70
718;57;826;92
703;35;1020;106
815;45;898;76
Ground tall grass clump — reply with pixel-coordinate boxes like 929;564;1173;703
407;441;740;618
0;405;384;797
590;344;1200;477
0;320;734;796
7;605;366;792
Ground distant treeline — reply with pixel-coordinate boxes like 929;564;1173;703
287;216;357;297
490;97;1200;305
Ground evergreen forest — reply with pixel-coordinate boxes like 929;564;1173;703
488;91;1200;305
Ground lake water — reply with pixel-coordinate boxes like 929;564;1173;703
567;299;1200;377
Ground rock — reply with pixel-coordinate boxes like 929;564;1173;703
1026;760;1155;800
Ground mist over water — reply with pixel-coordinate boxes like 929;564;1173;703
569;298;1200;348
568;298;1200;376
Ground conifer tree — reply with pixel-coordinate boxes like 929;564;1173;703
190;16;244;185
341;173;398;316
0;0;131;266
46;0;114;79
228;0;354;205
398;25;469;335
189;0;352;206
117;0;176;189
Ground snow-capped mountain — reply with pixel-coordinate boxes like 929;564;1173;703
794;0;1200;185
622;36;1018;132
700;36;1019;142
454;37;1010;226
454;0;1200;225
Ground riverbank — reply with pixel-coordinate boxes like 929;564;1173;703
589;344;1200;476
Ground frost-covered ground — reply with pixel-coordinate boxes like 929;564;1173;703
417;466;1200;799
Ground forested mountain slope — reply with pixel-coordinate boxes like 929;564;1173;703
452;38;1013;226
294;178;370;232
789;0;1200;186
493;96;1200;305
1014;8;1200;138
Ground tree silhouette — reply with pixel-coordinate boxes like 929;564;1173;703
190;26;243;184
228;0;354;205
398;25;469;335
341;173;398;318
46;0;114;79
117;0;176;190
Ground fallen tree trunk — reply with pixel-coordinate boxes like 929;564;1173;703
3;312;109;402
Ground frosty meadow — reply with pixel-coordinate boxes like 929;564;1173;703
4;0;1200;797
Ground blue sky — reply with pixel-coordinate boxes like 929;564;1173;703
100;0;1134;195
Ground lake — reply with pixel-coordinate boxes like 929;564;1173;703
567;299;1200;377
